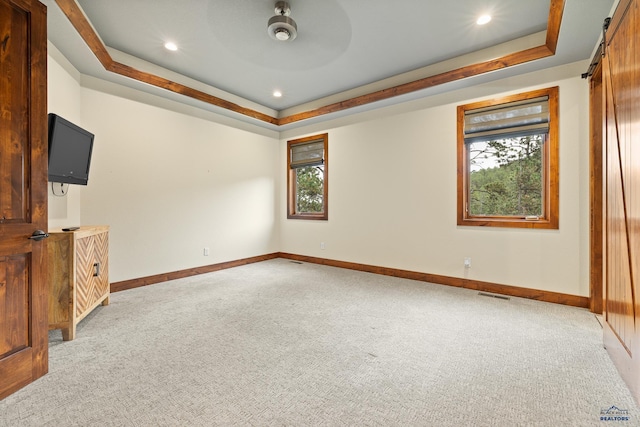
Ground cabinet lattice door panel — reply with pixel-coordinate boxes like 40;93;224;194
48;226;110;340
75;232;109;316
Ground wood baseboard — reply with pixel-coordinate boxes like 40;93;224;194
277;252;590;309
110;253;280;293
111;252;589;309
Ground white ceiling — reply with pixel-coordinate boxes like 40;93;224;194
43;0;614;131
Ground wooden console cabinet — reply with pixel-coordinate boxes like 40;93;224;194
47;226;110;340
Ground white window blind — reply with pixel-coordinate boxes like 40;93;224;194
290;140;324;168
464;96;549;143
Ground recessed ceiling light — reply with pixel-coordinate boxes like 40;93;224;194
477;15;492;25
273;90;283;98
164;41;178;51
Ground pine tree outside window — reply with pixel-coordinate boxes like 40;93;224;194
287;134;328;220
457;87;559;229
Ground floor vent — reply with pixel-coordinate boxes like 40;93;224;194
478;292;510;300
289;261;303;264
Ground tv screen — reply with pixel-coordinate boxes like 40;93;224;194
48;113;95;185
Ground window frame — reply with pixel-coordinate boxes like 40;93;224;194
287;133;328;220
456;86;559;229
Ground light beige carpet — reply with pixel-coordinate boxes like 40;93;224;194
0;259;636;426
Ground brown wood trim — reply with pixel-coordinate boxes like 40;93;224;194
111;252;588;308
545;0;566;53
278;253;590;308
107;62;279;125
55;0;114;67
456;103;466;227
546;86;560;229
55;0;564;127
54;0;279;126
279;45;554;126
110;253;280;293
30;0;50;382
589;63;603;314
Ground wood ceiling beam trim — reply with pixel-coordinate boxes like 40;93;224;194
545;0;566;53
279;0;564;125
54;0;279;126
55;0;564;128
106;61;279;124
278;45;555;125
54;0;113;67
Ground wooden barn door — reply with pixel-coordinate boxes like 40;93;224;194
602;0;640;403
0;0;48;399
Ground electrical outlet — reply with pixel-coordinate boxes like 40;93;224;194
204;247;210;256
320;242;325;250
464;257;471;268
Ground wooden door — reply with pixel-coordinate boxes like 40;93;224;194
0;0;48;400
602;0;640;404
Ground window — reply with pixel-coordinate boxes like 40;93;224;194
287;133;328;220
457;87;559;229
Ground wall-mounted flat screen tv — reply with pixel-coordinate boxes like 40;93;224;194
48;113;95;185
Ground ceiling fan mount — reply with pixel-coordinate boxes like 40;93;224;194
268;1;298;42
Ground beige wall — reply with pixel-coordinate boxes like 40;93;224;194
47;49;280;283
47;43;83;229
279;62;590;297
48;45;591;296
